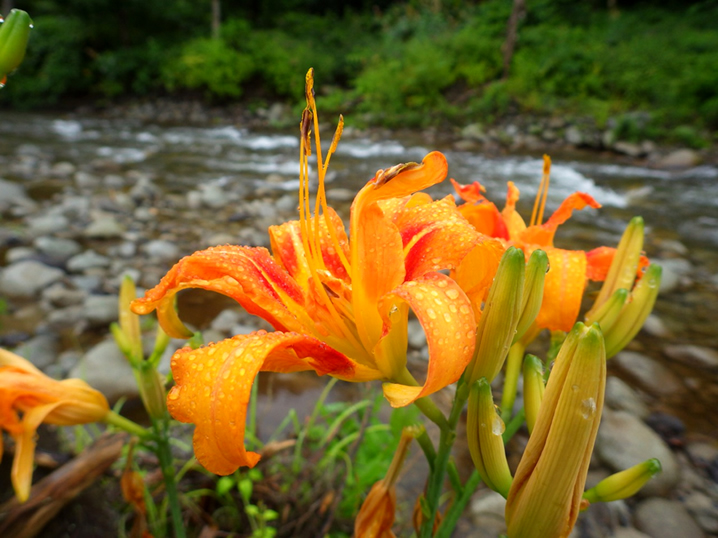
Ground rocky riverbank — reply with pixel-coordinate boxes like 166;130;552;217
1;108;717;536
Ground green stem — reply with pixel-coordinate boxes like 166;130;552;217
395;367;449;431
103;411;151;438
435;470;483;538
500;343;525;423
154;418;186;538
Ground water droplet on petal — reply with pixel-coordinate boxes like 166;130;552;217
492;416;506;436
168;387;181;400
580;398;597;419
445;289;459;300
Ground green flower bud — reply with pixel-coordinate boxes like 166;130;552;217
522;354;545;435
514;249;548;343
0;9;33;82
467;378;513;497
584;458;662;503
585;287;629;331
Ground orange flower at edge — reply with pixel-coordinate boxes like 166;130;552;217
452;156;648;332
0;348;110;502
132;70;496;476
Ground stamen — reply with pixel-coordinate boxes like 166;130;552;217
530;154;552;227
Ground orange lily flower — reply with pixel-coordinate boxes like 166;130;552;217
0;348;110;502
452;156;646;332
131;70;486;475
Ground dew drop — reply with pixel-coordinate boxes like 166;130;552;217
168;388;181;400
444;312;452;322
426;308;437;320
445;289;460;300
492;416;506;436
580;398;596;419
571;384;579;392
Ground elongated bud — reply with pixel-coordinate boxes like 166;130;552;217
514;249;548;343
506;323;606;538
587;217;644;317
118;276;143;363
148;323;171;368
466;247;525;386
0;9;32;83
355;426;420;538
585;287;628;331
137;364;167;419
467;378;512;497
584;459;661;503
605;264;662;358
522;354;545;435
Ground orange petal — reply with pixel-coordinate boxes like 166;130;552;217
450;178;486;203
131;246;305;337
379;273;476;407
167;331;358;475
501;181;527;239
536;248;587;332
586;246;650;282
519;192;600;247
269;206;350;285
452;238;506;319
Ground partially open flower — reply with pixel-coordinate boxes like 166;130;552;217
0;348;110;502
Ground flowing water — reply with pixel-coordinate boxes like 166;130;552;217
1;111;717;440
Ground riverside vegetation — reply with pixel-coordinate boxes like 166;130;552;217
1;0;717;149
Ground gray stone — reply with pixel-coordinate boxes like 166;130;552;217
199;183;230;209
685;441;718;467
27;214;70;236
0;178;35;211
51;161;76;176
12;334;59;370
407;318;427;350
461;123;488;142
34;236;82;264
84;215;125;238
565;126;584;145
141;239;180;262
469;490;507;537
657;149;702;169
684;492;718;534
614;141;644;157
326;188;355;202
654;257;693;294
70;338;137;402
604;376;650;419
82;295;118;326
46;305;84;330
210;309;242;334
5;246;36;263
612;528;651;538
74;171;100;188
66;249;111;272
634;498;705;538
641;314;672;339
664;345;718;371
612;351;683;396
108;241;137;258
0;260;64;297
41;283;87;307
595;410;680;496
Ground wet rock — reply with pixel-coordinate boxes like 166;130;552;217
469;490;507;537
685;442;718;469
70;338;137;402
5;246;36;263
644;412;686;446
0;178;36;211
199;183;230;209
129;176;160;203
326;188;355;202
614;141;645;157
108;241;137;258
657;149;702;169
461;123;489;142
84;214;125;238
634;498;705;538
69;274;103;293
664;345;718;371
67;249;112;272
12;333;59;370
684;492;718;534
103;174;125;189
34;236;82;265
655;257;693;294
0;260;64;297
565;126;583;145
612;351;683;396
604;376;650;419
27;214;71;236
641;314;672;339
141;239;180;262
46;305;85;330
51;161;76;177
41;282;87;308
595;410;680;496
82;295;118;327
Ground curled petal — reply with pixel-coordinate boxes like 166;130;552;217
131;246;305;337
379;273;476;407
585;246;649;282
452;238;506;319
167;331;357;475
536;248;587;332
450;178;486;203
518;192;600;247
501;182;527;238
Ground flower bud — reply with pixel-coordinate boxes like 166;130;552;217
467;378;512;497
585;287;628;331
584;458;661;503
514;249;548;343
506;323;606;538
587;216;644;317
137;364;167;420
604;264;661;358
0;9;32;84
116;276;143;364
465;246;525;386
522;354;545;435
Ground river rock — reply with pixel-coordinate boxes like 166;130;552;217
655;257;693;294
82;295;118;326
612;351;683;396
66;249;112;272
612;528;651;538
663;345;718;371
74;171;100;188
34;236;82;265
614;141;644;157
46;305;84;330
70;338;137;402
27;214;71;236
210;309;243;334
5;246;35;264
604;376;650;419
657;149;702;169
469;490;507;537
595;410;680;496
12;333;59;371
407;318;427;350
684;492;718;534
84;214;125;238
634;498;704;538
0;178;36;212
41;282;87;307
141;239;180;262
641;314;672;339
0;260;64;297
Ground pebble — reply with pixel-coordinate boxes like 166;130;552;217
27;214;71;236
604;376;650;419
407;318;427;350
11;333;59;371
0;260;65;297
141;239;181;262
641;314;672;339
654;257;693;294
612;351;683;396
469;490;507;537
66;249;112;272
70;338;138;402
41;283;87;308
84;214;125;238
34;236;82;265
634;498;705;538
82;295;118;326
663;345;718;371
0;178;36;211
595;410;681;496
683;492;718;534
5;246;36;264
656;149;702;169
612;528;651;538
